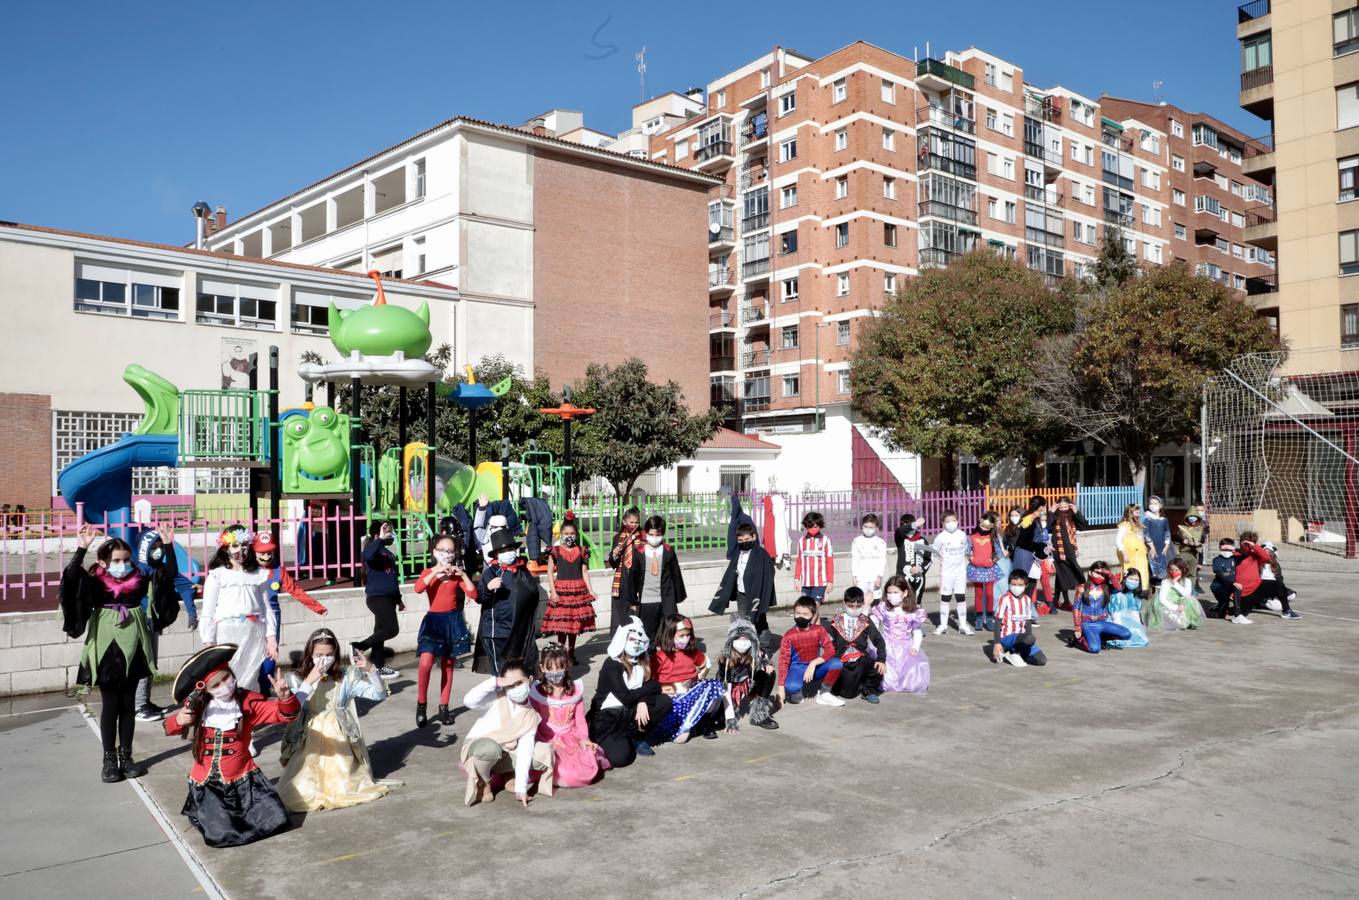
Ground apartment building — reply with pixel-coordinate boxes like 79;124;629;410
651;41;1173;491
200;115;718;410
1102;97;1278;324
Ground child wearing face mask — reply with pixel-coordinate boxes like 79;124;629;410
201;526;277;693
932;511;974;635
277;629;397;813
775;597;845;707
606;507;645;640
475;530;542;676
794;511;834;604
529;643;610;788
647;615;727;744
967;513;1005;631
587;616;673;765
1105;566;1150;648
1070;568;1132;653
1142;496;1174;586
988;571;1047;667
894;514;931;606
1149;559;1203;631
1209;538;1243;620
412;534;477;727
871;576;930;693
62;525;181;783
711;521;776;640
251;531;327;700
826;586;887;703
542;513;596;663
999;506;1022;585
851;514;888;603
621;515;687;640
165;646;299;846
461;659;555;808
717;616;779;733
355;520;404;679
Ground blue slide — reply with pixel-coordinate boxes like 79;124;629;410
58;433;179;531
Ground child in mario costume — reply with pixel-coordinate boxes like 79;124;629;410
165;644;300;847
252;532;327;694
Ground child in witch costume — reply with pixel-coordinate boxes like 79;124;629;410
252;531;327;696
474;530;542;676
542;512;596;664
825;586;887;703
62;524;180;782
412;532;476;727
717;616;779;733
165;645;299;847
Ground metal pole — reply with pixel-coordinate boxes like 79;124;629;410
501;437;511;500
350;376;363;562
468;408;478;466
398;386;408;455
815;323;821;433
268;346;280;531
562;385;574;503
1199;382;1209;521
426;381;437;524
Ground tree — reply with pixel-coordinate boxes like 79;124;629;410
1030;262;1280;491
849;250;1076;478
1092;225;1138;289
570;358;724;498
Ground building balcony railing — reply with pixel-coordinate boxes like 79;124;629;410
917;151;977;181
741;124;768;146
1243;134;1275;158
918;199;979;226
1024;96;1061;122
1103;209;1134;228
1024;142;1063;169
1024;184;1064;207
708;224;734;244
742;258;770;279
742;212;769;231
1241;66;1274;92
708;184;734;202
740;305;769;325
916;58;975;90
741;349;772;368
1245;273;1278;296
695;140;734;162
1238;0;1270;24
1100;131;1133;151
918;247;958;270
709;355;736;371
738;168;767;191
916;105;976;134
744;398;770;412
709;268;735;290
1245;205;1277;227
1025;228;1065;250
709;309;734;328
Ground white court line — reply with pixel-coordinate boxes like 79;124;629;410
76;707;226;900
1279;610;1359;623
0;703;79;718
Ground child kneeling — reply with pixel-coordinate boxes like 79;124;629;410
775;597;845;707
989;572;1047;667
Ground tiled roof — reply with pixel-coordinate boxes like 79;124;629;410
702;427;781;450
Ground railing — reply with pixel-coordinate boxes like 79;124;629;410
984;487;1074;519
744;398;770;413
918;247;958;269
1103;209;1134;228
695;140;734;162
741;124;768;146
742;258;770;278
741;348;771;367
708;268;734;289
916;105;976;134
1100;131;1133;151
1243;134;1274;158
1238;0;1270;24
738;168;767;191
708;224;734;244
179;389;273;463
1245;205;1277;227
709;355;736;371
917;200;978;226
1241;65;1274;92
1024;97;1061;122
916;58;975;90
1073;485;1142;526
1246;273;1278;296
709;308;733;327
709;184;734;202
1025;227;1066;250
740;306;768;324
917;151;977;180
742;212;769;231
1024;184;1064;207
1024;142;1063;168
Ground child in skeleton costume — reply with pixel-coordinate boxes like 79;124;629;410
825;586;887;703
199;526;276;692
931;511;974;635
716;616;779;733
277;628;399;813
872;576;931;694
587;616;673;767
647;615;726;744
894;514;932;606
165;646;299;848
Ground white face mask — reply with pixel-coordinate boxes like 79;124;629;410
505;684;530;704
943;521;958;532
625;639;647;658
1149;503;1162;513
1220;549;1235;557
885;592;904;606
1010;513;1021;524
1009;584;1026;596
646;534;664;547
862;526;877;537
731;637;753;654
209;677;236;701
433;549;454;565
497;550;519;566
312;655;334;673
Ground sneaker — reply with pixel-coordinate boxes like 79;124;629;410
1232;615;1254;625
1264;598;1283;613
135;705;166;722
754;717;780;730
959;623;975;636
1286;592;1298;602
814;690;846;707
249;740;259;758
377;666;400;679
633;739;656;757
862;693;880;704
1003;652;1028;667
933;625;949;636
1282;610;1302;620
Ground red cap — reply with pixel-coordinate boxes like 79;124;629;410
253;532;278;553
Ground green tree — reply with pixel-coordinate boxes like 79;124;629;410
1092;225;1138;288
571;358;724;498
1030;262;1280;491
849;250;1076;477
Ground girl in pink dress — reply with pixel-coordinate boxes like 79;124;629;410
528;644;610;789
871;575;931;694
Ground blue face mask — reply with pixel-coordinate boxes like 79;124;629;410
107;562;133;580
1125;579;1141;591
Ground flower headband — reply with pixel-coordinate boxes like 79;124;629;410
217;527;256;548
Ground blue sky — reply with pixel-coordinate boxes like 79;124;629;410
2;0;1260;245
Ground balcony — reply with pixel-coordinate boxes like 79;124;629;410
740;304;770;326
1245;272;1278;300
1024;141;1063;172
709;267;735;293
694;139;734;171
916;58;975;91
1024;95;1061;123
916;104;975;134
1242;134;1275;182
737;166;768;191
710;355;736;372
742;211;769;231
918;199;978;226
1240;66;1274;119
918;247;957;270
1244;204;1278;251
741;348;772;368
710;308;735;329
1237;0;1271;39
1025;227;1065;250
708;224;734;247
742;258;770;280
1024;184;1064;207
1103;209;1134;229
741;121;768;148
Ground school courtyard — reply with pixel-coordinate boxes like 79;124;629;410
3;556;1356;900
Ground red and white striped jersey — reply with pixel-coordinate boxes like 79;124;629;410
794;533;835;587
995;590;1036;639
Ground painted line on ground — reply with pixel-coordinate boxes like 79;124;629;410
0;703;79;719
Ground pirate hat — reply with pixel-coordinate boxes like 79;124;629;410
172;644;238;704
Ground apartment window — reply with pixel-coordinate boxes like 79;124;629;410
1174;223;1186;240
834;176;848;199
1173;189;1186;206
1340;83;1359;130
881;78;895;103
1342;229;1359;275
781;325;800;350
1070;99;1095;127
1141;204;1161;227
197;280;278;329
74;263;181;320
1344;304;1359;348
1142;169;1161;190
1003;200;1017;224
884;223;898;247
1002;157;1014;180
1194;195;1222;216
1070;141;1080;162
1082;184;1095;206
835;128;848;151
1233;273;1246;290
1342;156;1359;201
1232;211;1246;228
779;138;797;162
836;273;850;295
837;370;851;394
1001;113;1014;137
1192;124;1219;149
987;198;998;219
779;229;798;254
985;62;996;86
835;222;849;247
778;91;796;116
780;185;798;208
761;68;771;88
414;159;427;199
782;277;799;301
1243;33;1272;72
413;235;426;275
986;108;997;131
882;128;895;151
1170;118;1184;137
1172;155;1185;172
1140;131;1161;154
781;374;800;398
832;78;847;103
675;141;688;161
1233;243;1244;258
715;90;726;108
1339;9;1359;56
883;273;896;294
883;176;895;200
1000;70;1013;92
1144;242;1154;261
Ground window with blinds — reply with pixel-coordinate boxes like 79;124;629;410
74;260;182;320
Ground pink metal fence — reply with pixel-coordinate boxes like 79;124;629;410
755;488;988;550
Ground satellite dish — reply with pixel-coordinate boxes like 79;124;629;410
709;222;722;237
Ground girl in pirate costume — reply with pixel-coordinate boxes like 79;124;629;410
647;615;726;744
717;616;779;733
164;645;299;847
277;628;399;813
200;526;276;692
542;511;596;663
61;524;179;782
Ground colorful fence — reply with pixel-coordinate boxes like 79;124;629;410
1076;484;1142;526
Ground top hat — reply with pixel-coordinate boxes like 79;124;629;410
488;529;521;554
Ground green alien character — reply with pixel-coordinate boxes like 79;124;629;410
281;406;352;494
329;274;432;359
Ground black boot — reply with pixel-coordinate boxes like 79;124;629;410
416;702;428;728
439;704;454;726
118;748;147;779
101;751;124;783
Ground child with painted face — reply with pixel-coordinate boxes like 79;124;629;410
871;576;931;693
542;513;597;663
647;615;727;744
62;524;180;783
587;616;673;766
461;659;555;808
412;533;477;727
200;525;276;694
932;511;974;635
529;643;610;789
717;616;779;733
851;514;888;603
277;629;396;813
988;571;1047;667
794;511;834;604
825;586;887;703
1071;568;1133;653
165;646;299;847
775;597;845;706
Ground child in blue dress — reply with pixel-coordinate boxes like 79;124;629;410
1106;566;1150;648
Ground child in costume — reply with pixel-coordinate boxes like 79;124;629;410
619;515;687;640
989;571;1047;667
542;512;597;663
133;526;193;721
1209;537;1243;620
1116;503;1151;589
606;507;645;639
717;616;779;733
850;514;888;603
62;524;179;782
793;511;834;604
1257;540;1300;619
278;628;397;812
165;646;298;847
356;520;403;678
252;531;327;696
1070;568;1132;653
1176;512;1206;571
1142;495;1174;586
1233;533;1300;621
894;513;931;606
412;532;476;727
999;506;1023;585
967;512;1005;631
474;530;542;676
529;643;609;788
711;520;776;640
648;615;726;744
825;586;886;703
1049;496;1087;610
932;510;973;635
774;597;845;707
1149;558;1204;631
1106;566;1150;649
200;525;275;693
461;660;555;808
1012;496;1050;595
872;576;930;693
587;616;672;766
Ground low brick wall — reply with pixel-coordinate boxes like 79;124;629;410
0;530;1120;697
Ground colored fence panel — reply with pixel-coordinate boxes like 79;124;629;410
1077;484;1142;525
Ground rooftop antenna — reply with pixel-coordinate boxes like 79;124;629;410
1153;80;1165;103
636;46;647;101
